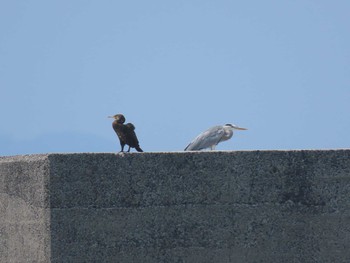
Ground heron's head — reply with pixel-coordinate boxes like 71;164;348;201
224;124;247;131
108;114;126;124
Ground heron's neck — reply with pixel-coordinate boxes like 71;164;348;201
220;128;233;142
225;129;233;139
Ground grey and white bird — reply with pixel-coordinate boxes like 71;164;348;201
184;124;247;151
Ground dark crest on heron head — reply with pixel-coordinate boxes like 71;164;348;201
225;124;234;127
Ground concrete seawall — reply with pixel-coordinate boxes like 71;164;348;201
1;150;350;262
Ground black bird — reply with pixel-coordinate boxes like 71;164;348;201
108;114;143;152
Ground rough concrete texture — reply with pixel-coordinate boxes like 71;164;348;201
0;154;50;263
1;150;350;262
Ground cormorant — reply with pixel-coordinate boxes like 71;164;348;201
184;124;247;151
108;114;143;152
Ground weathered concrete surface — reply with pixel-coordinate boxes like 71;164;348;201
0;155;50;263
1;150;350;262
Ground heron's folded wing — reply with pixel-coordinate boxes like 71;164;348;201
185;126;224;151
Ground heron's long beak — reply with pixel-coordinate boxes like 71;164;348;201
235;127;248;130
107;116;114;118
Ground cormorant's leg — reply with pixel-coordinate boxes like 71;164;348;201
127;146;131;152
120;143;125;152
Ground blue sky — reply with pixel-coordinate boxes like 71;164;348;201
1;1;349;156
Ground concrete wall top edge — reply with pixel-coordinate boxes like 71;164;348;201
1;148;350;160
0;153;50;163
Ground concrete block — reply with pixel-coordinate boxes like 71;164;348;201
1;150;350;262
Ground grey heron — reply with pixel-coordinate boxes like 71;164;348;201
184;124;247;151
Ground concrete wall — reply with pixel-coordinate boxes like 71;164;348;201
1;150;350;262
0;155;50;263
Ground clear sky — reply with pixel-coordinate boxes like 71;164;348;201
1;1;350;156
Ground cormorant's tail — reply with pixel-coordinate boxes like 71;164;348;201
135;146;143;152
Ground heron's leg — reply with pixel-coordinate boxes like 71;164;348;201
211;145;216;150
